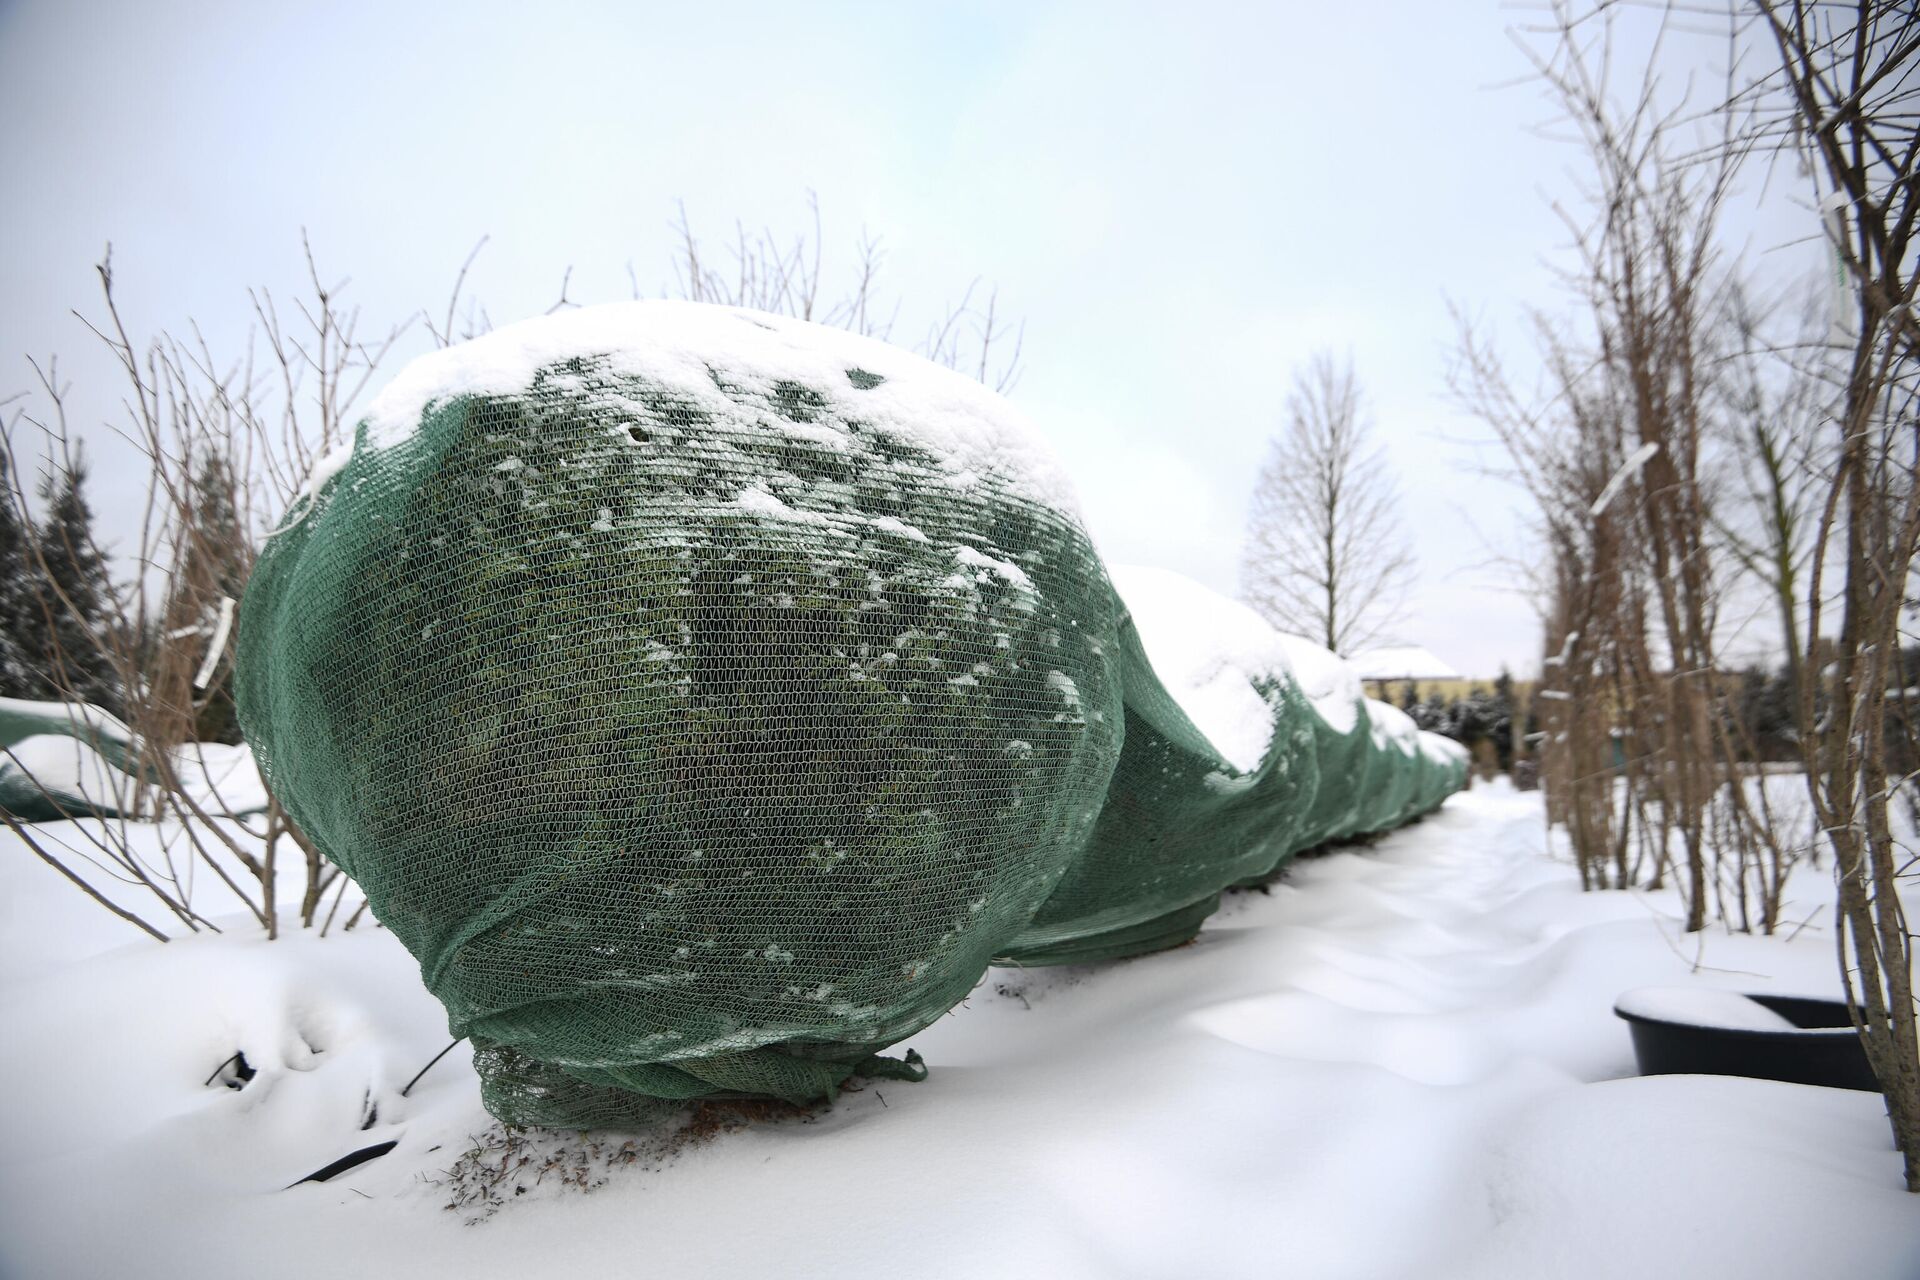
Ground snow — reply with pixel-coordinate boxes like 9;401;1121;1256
1614;986;1801;1032
1110;567;1464;768
0;697;269;819
1347;644;1463;682
734;483;840;528
339;300;1082;515
952;544;1033;589
0;695;134;745
173;740;270;816
1109;564;1302;771
867;515;929;543
0;732;141;807
1365;696;1422;751
286;438;357;520
0;702;269;818
191;596;236;690
1272;631;1364;735
1044;669;1082;710
1544;629;1580;669
1590;441;1661;517
4;781;1915;1279
1421;730;1472;768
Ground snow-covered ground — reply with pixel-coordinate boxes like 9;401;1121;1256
2;780;1915;1278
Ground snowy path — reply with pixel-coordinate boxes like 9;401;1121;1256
1;782;1916;1278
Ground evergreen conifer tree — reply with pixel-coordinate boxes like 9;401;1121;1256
1490;668;1517;771
0;452;45;699
33;458;122;715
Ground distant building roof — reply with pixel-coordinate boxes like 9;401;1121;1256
1348;645;1462;682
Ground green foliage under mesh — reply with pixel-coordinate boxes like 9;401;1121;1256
234;303;1466;1129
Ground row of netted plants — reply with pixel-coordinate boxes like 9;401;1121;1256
1456;0;1919;1190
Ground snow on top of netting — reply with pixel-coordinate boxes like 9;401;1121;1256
1270;634;1364;735
0;733;141;802
0;697;134;745
1108;565;1300;773
1364;698;1421;752
353;300;1080;513
1419;732;1469;766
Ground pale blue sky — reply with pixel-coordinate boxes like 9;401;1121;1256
0;1;1816;676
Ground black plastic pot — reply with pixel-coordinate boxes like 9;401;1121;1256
1614;993;1879;1092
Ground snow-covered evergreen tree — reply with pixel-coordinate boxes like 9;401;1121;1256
0;451;47;699
1407;690;1449;734
30;457;123;715
1488;668;1517;770
1404;676;1518;773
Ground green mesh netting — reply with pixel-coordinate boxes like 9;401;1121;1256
234;302;1468;1128
0;698;144;821
1001;568;1468;965
995;617;1322;964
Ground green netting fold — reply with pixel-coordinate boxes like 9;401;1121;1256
0;697;145;821
997;567;1469;965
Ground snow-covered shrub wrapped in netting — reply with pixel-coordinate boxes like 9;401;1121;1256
236;304;1126;1126
997;566;1323;964
1356;697;1454;834
995;567;1470;965
234;301;1467;1128
1271;630;1378;846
